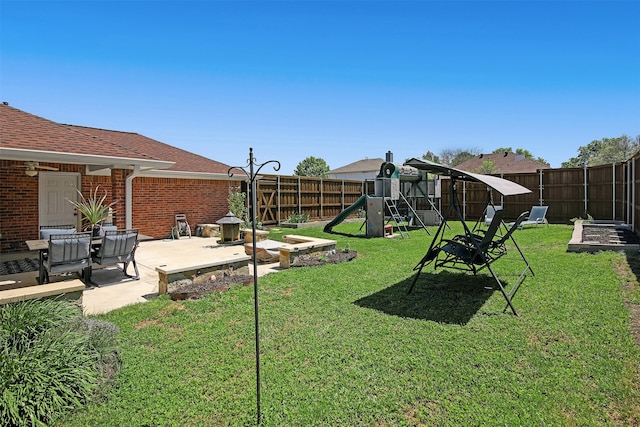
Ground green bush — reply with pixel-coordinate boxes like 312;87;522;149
0;299;120;426
286;213;309;223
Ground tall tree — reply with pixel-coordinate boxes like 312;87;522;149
421;150;440;163
439;147;481;166
450;151;477;167
562;135;640;168
294;156;330;177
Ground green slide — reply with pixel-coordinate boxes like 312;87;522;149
323;195;367;233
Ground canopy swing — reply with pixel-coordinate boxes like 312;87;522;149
404;158;534;316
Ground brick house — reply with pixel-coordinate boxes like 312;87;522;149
0;103;243;253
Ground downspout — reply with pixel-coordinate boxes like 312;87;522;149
126;165;142;230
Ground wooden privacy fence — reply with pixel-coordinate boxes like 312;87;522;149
254;175;366;225
253;153;640;234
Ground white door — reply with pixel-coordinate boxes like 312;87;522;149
38;172;81;227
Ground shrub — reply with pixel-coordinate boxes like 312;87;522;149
286;213;310;223
0;299;120;426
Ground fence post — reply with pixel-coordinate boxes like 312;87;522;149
633;158;636;230
297;176;301;215
612;163;616;220
462;181;467;221
320;178;324;219
584;163;588;217
627;161;631;224
277;175;281;225
539;169;544;206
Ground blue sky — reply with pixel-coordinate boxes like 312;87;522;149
2;1;639;174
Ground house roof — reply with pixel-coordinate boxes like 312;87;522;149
454;152;550;174
63;125;232;174
0;103;235;175
329;158;385;174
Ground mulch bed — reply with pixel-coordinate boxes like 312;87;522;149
291;249;358;267
168;249;357;300
169;274;254;300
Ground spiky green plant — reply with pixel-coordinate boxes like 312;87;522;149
66;185;117;228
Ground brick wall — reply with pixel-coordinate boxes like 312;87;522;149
0;160;239;253
131;176;233;239
0;160;41;251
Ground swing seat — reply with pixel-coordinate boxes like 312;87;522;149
436;210;529;273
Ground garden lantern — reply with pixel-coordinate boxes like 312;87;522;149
216;211;242;243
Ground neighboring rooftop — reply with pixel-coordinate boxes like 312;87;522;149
329;157;385;174
454;152;550;174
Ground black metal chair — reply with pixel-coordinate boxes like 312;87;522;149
90;228;139;283
43;232;92;284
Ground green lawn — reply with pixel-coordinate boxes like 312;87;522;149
60;221;640;426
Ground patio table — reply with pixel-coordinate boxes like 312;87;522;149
26;238;102;285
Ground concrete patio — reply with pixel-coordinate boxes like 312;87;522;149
0;236;282;315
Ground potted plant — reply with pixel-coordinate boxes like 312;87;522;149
67;185;118;237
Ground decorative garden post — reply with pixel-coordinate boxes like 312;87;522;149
228;148;280;425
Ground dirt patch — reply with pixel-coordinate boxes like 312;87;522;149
291;249;357;267
169;274;254;300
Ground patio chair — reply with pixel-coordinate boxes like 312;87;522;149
98;225;118;236
43;232;92;284
39;224;76;240
515;205;548;229
90;228;139;283
484;205;503;226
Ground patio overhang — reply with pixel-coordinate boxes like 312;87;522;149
0;147;175;171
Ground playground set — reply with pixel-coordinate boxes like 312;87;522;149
324;152;443;238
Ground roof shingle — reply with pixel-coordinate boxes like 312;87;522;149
0;103;233;173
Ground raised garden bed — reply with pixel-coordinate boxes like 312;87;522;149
568;220;640;253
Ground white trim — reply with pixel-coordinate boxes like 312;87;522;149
137;170;241;180
0;147;174;170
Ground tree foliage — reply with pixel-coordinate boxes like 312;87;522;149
562;135;640;168
439;148;481;166
475;160;498;174
421;150;441;164
294;156;330;177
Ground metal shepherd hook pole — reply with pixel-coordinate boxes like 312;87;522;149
228;148;280;425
